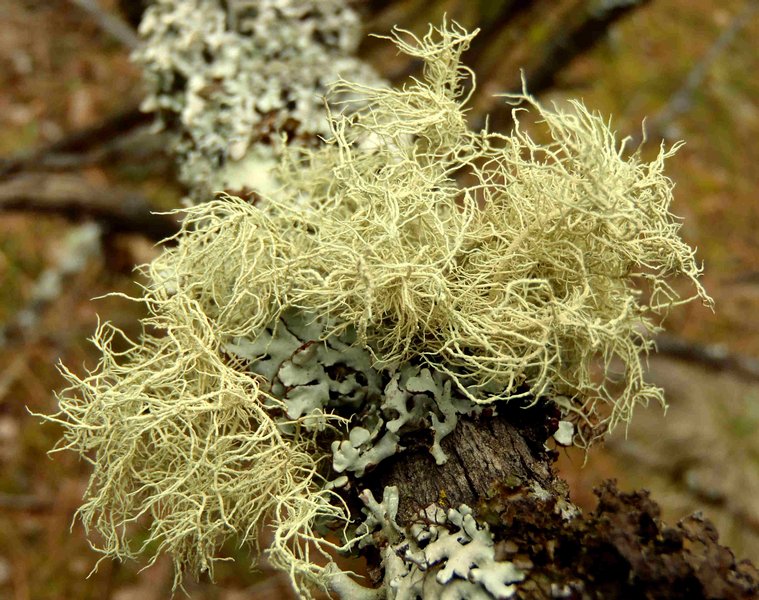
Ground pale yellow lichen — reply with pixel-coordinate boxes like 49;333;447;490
46;20;710;596
48;295;348;596
150;22;709;438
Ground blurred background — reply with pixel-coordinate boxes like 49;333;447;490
0;0;757;598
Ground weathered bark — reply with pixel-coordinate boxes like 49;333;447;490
367;403;564;526
351;402;759;598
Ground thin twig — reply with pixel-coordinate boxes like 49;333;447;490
517;0;652;96
0;105;149;178
655;333;759;382
648;0;759;139
69;0;141;50
0;173;180;241
471;0;651;126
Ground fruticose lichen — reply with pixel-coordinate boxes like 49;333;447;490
133;0;381;200
47;20;710;598
49;313;349;594
148;21;709;441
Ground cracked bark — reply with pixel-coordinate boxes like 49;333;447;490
351;401;759;598
365;404;564;525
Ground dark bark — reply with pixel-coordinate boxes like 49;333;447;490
514;0;653;97
351;401;759;599
367;401;563;526
0;105;149;178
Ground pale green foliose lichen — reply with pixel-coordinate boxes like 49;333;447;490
46;21;710;598
226;310;480;474
341;486;525;599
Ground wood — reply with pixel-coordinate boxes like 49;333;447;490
352;399;759;597
367;403;564;525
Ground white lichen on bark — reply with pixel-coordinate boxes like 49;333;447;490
134;0;382;200
345;487;525;599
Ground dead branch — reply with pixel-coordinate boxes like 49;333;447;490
513;0;653;96
655;333;759;382
0;105;150;178
461;0;652;127
0;173;179;241
69;0;141;50
353;401;759;597
647;0;759;140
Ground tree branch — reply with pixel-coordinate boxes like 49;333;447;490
654;333;759;382
0;105;150;178
0;173;179;241
514;0;653;95
69;0;141;50
351;401;759;597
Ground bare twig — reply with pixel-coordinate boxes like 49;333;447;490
0;173;180;241
0;493;53;512
0;105;149;178
456;0;539;83
516;0;652;96
647;0;759;139
69;0;141;50
655;333;759;382
470;0;652;126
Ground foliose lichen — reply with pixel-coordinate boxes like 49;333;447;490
337;486;526;599
226;310;482;475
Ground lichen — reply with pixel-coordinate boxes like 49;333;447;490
347;487;526;599
150;21;710;442
47;306;348;596
133;0;382;199
226;311;481;474
45;19;710;597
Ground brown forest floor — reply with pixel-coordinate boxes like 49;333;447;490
0;0;758;598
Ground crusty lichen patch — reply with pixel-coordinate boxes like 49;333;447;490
134;0;382;200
